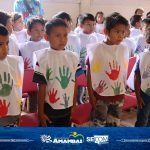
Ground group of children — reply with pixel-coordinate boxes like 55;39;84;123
0;9;150;127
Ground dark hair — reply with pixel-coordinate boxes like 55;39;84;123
130;15;142;27
146;12;150;17
95;11;104;23
11;12;22;22
27;17;45;31
104;13;129;31
0;24;9;36
80;13;95;24
145;27;150;41
0;11;11;26
45;18;67;35
52;11;72;22
134;8;144;15
142;16;150;24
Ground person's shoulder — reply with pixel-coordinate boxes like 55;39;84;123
7;55;23;64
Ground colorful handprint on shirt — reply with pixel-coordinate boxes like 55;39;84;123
105;60;120;80
111;82;123;95
80;47;87;59
142;66;150;79
24;57;31;69
56;66;72;89
48;88;60;104
91;60;102;73
0;72;13;97
95;80;108;94
0;99;10;117
65;45;75;52
46;68;53;81
60;93;70;108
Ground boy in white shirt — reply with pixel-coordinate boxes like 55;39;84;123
87;13;129;127
11;12;28;44
33;18;79;127
134;27;150;127
0;11;19;56
0;24;24;126
53;11;81;57
19;17;49;69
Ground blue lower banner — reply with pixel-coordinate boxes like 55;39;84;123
0;128;150;150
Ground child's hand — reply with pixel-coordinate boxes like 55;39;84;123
137;96;145;109
38;113;51;127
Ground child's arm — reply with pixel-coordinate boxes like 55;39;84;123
38;84;51;126
134;72;145;109
87;65;96;109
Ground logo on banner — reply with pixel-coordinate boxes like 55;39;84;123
87;135;109;144
40;132;84;144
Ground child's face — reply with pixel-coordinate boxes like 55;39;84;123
28;23;44;41
81;20;95;34
105;24;126;45
0;35;9;60
46;26;68;50
6;18;13;35
13;17;24;31
142;23;150;34
96;14;104;24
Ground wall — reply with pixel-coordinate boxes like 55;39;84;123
0;0;150;27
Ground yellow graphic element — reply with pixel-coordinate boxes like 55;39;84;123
16;75;23;88
124;61;128;69
17;97;21;108
91;60;102;73
69;132;84;140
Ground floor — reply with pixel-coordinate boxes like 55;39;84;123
120;109;136;127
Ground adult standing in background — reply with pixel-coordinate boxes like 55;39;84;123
14;0;44;24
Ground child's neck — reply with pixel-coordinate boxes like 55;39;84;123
51;47;65;51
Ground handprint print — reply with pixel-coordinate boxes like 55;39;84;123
111;82;123;95
95;80;108;94
24;57;31;69
56;66;72;89
0;72;13;97
105;60;120;80
46;68;53;81
142;66;150;79
65;45;75;52
48;88;60;104
0;99;10;117
80;47;87;59
60;93;70;108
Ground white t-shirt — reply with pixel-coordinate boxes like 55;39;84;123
93;32;105;43
74;26;82;34
95;23;104;34
19;40;49;68
65;31;81;57
130;28;142;38
9;34;19;56
34;48;79;109
0;55;24;117
123;37;136;57
79;32;98;69
87;42;129;96
13;29;28;44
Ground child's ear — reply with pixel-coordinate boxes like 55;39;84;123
27;29;31;36
44;33;49;41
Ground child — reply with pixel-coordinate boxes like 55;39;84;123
0;24;24;126
95;11;105;34
134;27;150;127
130;15;142;37
0;11;19;56
52;11;81;57
33;18;79;127
11;12;28;43
134;16;150;55
87;13;129;127
19;17;49;69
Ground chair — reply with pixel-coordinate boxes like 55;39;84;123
22;69;38;112
19;113;39;127
71;103;92;126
